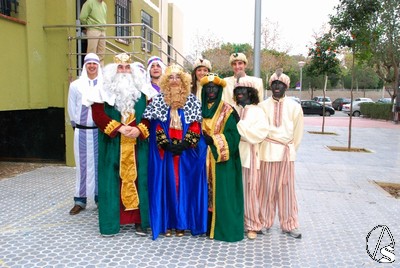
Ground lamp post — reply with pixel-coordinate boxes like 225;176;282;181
298;61;305;100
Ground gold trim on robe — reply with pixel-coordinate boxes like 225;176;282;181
104;120;121;136
202;102;234;238
120;113;139;210
137;122;149;139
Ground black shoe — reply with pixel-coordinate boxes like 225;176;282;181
135;224;147;236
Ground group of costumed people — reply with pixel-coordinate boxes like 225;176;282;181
68;51;304;243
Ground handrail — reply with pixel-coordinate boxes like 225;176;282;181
43;22;191;79
44;23;189;64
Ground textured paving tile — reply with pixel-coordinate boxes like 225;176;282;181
1;122;399;267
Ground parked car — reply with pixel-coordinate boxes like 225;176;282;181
287;96;301;103
312;96;332;107
301;100;335;116
342;98;374;117
332;97;351;111
376;98;392;104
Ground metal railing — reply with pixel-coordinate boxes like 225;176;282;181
43;23;190;79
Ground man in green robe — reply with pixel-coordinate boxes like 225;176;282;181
200;73;244;242
90;53;157;236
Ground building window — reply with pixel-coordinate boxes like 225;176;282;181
141;10;153;52
0;0;19;16
115;0;131;43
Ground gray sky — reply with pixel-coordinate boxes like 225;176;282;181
171;0;339;56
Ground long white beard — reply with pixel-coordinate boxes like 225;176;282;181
106;73;142;121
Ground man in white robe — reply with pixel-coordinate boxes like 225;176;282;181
259;70;304;238
234;79;269;240
67;53;103;215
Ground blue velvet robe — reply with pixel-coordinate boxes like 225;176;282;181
147;108;208;240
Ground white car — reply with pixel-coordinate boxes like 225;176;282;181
312;96;332;107
342;98;374;116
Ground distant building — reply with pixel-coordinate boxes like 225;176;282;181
0;0;186;165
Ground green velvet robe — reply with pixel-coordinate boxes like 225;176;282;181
203;101;244;242
96;95;149;235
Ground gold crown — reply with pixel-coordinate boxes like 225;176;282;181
165;64;183;75
114;53;133;64
200;73;226;87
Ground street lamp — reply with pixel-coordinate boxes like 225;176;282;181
298;61;305;100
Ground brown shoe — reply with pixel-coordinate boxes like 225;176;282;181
176;230;185;237
165;229;172;237
69;205;84;215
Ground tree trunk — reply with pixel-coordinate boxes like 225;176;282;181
348;50;355;150
322;75;328;133
394;64;399;123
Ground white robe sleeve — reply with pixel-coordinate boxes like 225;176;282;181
237;105;269;144
67;80;79;127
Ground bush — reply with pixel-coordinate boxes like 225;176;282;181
361;103;392;120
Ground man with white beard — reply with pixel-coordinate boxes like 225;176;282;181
89;53;156;237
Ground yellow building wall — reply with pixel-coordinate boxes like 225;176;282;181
43;0;78;166
0;0;184;166
0;0;74;111
0;18;29;110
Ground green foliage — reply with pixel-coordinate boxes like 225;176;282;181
330;0;399;101
220;43;252;54
307;33;341;77
329;0;382;62
361;102;392;120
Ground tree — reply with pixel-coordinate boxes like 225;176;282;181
329;0;381;149
307;33;341;133
202;43;254;77
183;30;223;70
261;18;281;51
368;0;400;109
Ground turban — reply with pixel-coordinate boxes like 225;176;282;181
234;77;254;89
84;53;100;64
229;52;248;65
269;70;290;88
193;58;212;71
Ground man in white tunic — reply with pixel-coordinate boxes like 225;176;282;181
234;79;269;240
223;52;264;111
67;53;103;215
259;70;304;238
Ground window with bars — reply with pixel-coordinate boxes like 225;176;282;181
115;0;131;43
0;0;18;16
141;10;153;52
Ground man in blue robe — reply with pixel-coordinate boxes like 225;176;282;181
143;64;208;240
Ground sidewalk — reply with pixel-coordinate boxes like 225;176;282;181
1;117;399;267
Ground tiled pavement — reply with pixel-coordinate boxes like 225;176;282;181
1;116;399;267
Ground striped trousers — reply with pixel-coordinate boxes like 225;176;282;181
243;161;299;232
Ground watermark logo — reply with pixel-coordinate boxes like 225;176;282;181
366;225;395;263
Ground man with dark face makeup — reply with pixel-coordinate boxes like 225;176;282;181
259;69;304;239
233;79;269;240
200;74;244;242
223;53;264;113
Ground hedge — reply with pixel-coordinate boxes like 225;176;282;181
360;103;393;120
